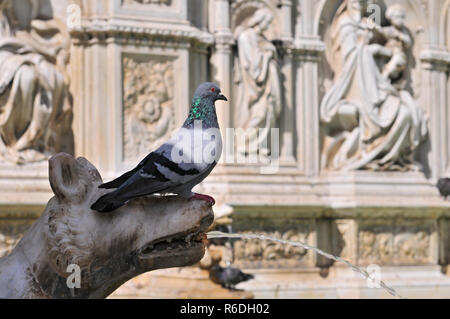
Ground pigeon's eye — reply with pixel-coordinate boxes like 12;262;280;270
210;87;215;92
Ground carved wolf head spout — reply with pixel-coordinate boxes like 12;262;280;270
0;153;214;299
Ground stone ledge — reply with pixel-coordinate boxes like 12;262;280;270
237;265;450;299
203;169;448;210
420;49;450;66
70;21;214;47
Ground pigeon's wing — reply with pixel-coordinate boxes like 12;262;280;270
111;147;204;200
142;128;218;186
110;172;172;200
223;268;242;283
99;131;196;189
101;126;219;194
99;154;151;189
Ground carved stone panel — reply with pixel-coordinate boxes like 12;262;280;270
231;217;315;268
357;219;436;265
332;219;357;263
439;219;450;266
122;55;175;163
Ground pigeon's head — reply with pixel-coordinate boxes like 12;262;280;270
194;82;228;103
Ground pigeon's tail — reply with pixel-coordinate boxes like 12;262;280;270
90;191;127;213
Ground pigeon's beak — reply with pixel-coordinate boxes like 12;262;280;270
217;94;228;102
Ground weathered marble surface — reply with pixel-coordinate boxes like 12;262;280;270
0;153;213;298
2;0;450;299
122;56;175;162
0;0;73;165
234;8;282;157
320;1;428;172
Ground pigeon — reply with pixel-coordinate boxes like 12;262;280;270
91;82;227;213
437;178;450;199
209;264;254;290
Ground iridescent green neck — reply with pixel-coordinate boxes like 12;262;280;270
184;96;218;128
188;97;205;121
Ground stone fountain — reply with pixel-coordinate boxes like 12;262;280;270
2;0;450;298
0;153;214;298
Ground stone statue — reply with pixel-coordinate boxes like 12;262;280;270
0;153;213;298
320;0;428;172
235;8;282;157
0;0;73;165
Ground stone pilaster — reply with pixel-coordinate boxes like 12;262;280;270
420;49;450;179
211;0;233;131
293;38;324;176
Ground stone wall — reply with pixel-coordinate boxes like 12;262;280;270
2;0;450;298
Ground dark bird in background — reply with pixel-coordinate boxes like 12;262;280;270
91;82;227;213
437;178;450;199
209;264;254;290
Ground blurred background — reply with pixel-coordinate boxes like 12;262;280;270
1;0;450;298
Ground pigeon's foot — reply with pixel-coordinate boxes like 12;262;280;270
191;193;215;206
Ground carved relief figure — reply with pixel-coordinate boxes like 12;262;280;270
320;0;428;172
235;8;282;157
123;57;175;162
0;0;73;164
232;230;310;268
358;225;431;265
376;5;412;81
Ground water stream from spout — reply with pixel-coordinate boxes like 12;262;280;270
207;231;405;299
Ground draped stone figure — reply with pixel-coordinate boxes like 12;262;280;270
235;8;282;157
0;0;73;165
320;0;428;172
